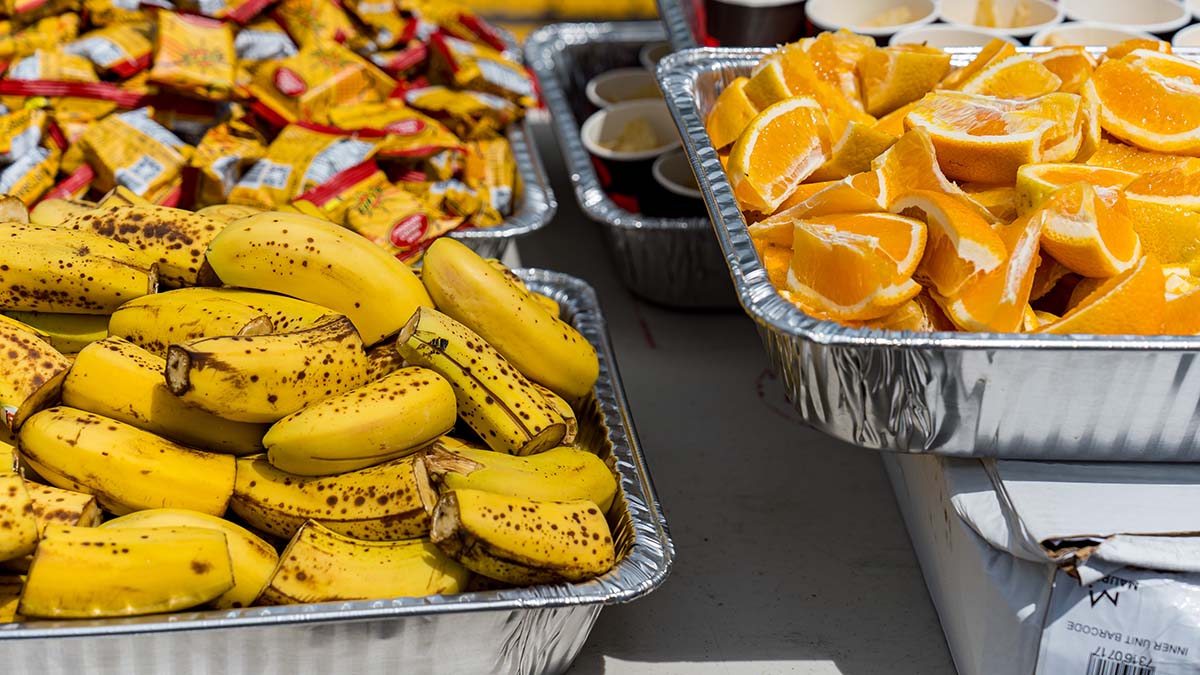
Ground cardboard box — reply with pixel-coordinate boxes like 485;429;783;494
885;453;1200;675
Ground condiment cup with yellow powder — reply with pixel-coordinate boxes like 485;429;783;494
580;99;681;215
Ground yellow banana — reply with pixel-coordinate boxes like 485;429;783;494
0;222;158;314
2;438;15;471
0;472;37;562
231;454;429;541
0;195;28;223
108;289;275;356
0;575;20;622
397;307;566;456
19;525;234;618
422;238;599;399
365;341;406;381
97;185;152;208
28;198;95;226
532;383;578;446
484;259;560;315
129;286;331;334
259;520;470;605
205;211;433;345
416;444;618;513
25;481;102;534
18;407;236;516
195;203;264;224
264;366;456;476
102;508;278;609
0;321;71;430
0;313;50;341
63;337;268;455
165;314;369;424
431;489;615;585
1;311;108;354
60;205;229;288
531;292;561;316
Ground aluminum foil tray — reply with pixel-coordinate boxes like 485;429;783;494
656;0;702;50
450;121;557;259
525;22;736;308
0;269;673;675
658;46;1200;461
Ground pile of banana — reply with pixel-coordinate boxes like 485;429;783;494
0;192;614;621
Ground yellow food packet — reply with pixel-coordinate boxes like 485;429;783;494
423;149;464;181
149;12;236;101
464;137;516;218
429;34;537;109
42;162;95;200
82;0;144;26
0;145;59;205
246;42;397;126
7;48;98;82
0;107;47;163
370;44;430;79
292;157;388;225
403;85;519;139
422;178;483;219
234;17;298;62
190;119;268;206
64;20;153;78
401;0;510;52
0;13;80;61
172;0;278;22
75;107;189;198
342;0;413;49
344;181;463;264
5;0;80;27
272;0;367;50
322;100;462;159
228;123;378;208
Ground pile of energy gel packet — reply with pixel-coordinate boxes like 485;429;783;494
0;0;536;261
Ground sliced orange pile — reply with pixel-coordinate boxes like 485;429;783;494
1038;256;1165;335
1014;163;1138;214
1033;47;1095;94
889;190;1006;296
938;210;1043;333
1089;50;1200;156
960;55;1062;99
859;44;952;117
1035;183;1142;278
727;97;831;213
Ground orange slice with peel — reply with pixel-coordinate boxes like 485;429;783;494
939;38;1017;91
774;43;876;126
857;293;955;332
706;76;760;150
1037;256;1165;335
872;100;919;137
808;111;898;182
890;190;1007;296
760;172;882;222
1035;183;1142;279
960;54;1062;99
1086;138;1200;175
961;183;1018;221
937;210;1043;333
786;212;926;320
1089;49;1200;156
767;180;840;218
1123;169;1200;271
805;30;874;112
859;44;952;117
870;128;989;219
1033;47;1096;94
744;58;793;109
1104;39;1170;61
904;91;1085;184
727;97;832;213
1163;266;1200;335
1014;163;1138;215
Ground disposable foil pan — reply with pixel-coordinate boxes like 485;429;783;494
658;46;1200;461
656;0;702;50
0;269;673;675
450;121;558;259
525;22;736;308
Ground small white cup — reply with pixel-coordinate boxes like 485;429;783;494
1174;23;1200;48
937;0;1063;41
640;43;673;71
580;99;680;162
1190;0;1200;24
585;68;663;109
805;0;937;40
1031;22;1157;48
1058;0;1189;38
890;24;1021;48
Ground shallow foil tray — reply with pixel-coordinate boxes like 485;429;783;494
449;121;557;259
658;45;1200;461
526;22;736;308
0;269;673;675
656;0;701;50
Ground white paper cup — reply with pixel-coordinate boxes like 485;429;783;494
1059;0;1189;38
1173;23;1200;48
937;0;1063;41
585;68;663;109
1031;22;1157;48
805;0;937;40
639;42;673;71
581;100;681;212
1190;0;1200;24
890;24;1021;47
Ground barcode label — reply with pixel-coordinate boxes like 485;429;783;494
1088;654;1155;675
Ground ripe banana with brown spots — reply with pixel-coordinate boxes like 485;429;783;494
0;471;37;562
108;288;275;356
18;407;236;516
132;287;332;334
1;311;108;354
195;203;264;223
365;341;406;381
63;337;268;456
28;198;94;227
102;508;278;609
0;576;20;622
59;205;228;287
0;223;157;314
422;238;599;399
18;525;234;618
264;366;456;476
25;481;102;534
204;211;433;345
231;454;429;541
532;383;578;446
396;307;566;456
258;520;470;605
0;320;71;431
165;314;369;424
431;489;615;585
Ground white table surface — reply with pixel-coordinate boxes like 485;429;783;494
518;122;956;675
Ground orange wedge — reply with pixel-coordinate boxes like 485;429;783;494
1014;163;1138;215
940;38;1017;90
1104;39;1171;61
890;190;1007;296
768;180;840;217
805;30;875;111
1038;256;1165;335
706;76;760;150
761;244;792;289
961;183;1018;221
1034;310;1061;325
904;91;1085;184
1021;304;1040;332
727;97;832;213
859;44;952;117
808;111;898;182
761;172;883;221
1035;183;1142;278
872;100;919;137
1089;49;1200;156
960;54;1062;99
870;128;990;220
1123;169;1200;271
858;293;955;332
1033;47;1096;94
744;57;794;109
1086;138;1200;175
1163;267;1200;335
786;212;926;320
773;43;876;125
937;210;1043;333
